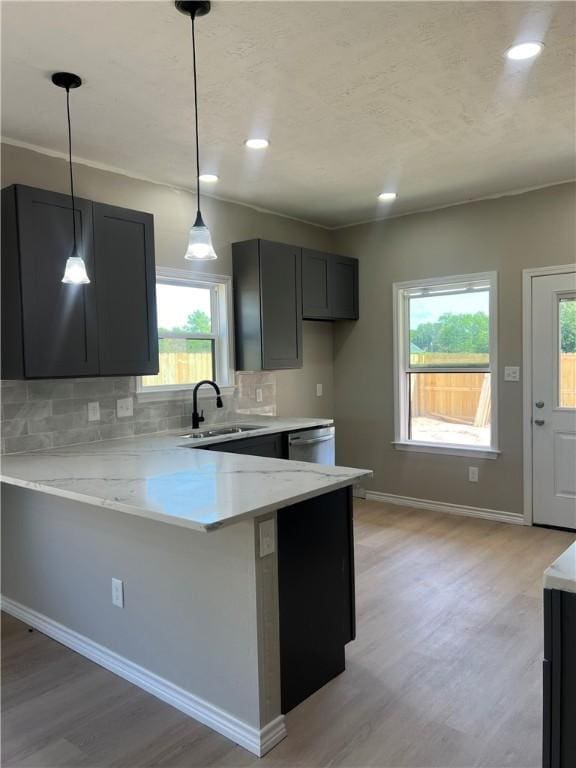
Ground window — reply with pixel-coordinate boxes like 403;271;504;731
139;268;232;394
558;295;576;408
393;272;498;458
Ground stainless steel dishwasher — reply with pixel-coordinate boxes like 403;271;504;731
287;426;335;465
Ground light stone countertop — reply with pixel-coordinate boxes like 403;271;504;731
0;417;371;532
544;541;576;595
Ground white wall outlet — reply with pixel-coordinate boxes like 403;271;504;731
116;397;133;418
504;366;520;382
87;401;100;422
111;578;124;608
468;466;479;483
316;383;323;397
256;388;263;403
259;519;276;558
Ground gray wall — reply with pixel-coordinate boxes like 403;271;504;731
332;182;576;515
1;484;280;730
1;142;335;421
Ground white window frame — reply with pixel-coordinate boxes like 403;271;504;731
392;271;500;459
137;267;234;401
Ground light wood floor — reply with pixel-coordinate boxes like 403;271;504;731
2;501;575;768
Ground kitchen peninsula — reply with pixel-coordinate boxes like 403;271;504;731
1;419;371;757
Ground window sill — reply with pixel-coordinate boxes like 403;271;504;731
136;385;235;403
392;441;500;459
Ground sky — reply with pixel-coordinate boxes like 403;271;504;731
156;284;212;330
410;290;489;329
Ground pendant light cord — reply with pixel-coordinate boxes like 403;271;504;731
190;11;201;217
65;86;78;255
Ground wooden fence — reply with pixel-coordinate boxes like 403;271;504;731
141;351;213;388
561;353;576;408
411;353;576;423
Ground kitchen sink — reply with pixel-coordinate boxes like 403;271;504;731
181;424;263;439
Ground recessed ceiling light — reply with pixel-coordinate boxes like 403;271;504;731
505;42;543;61
378;192;398;202
199;174;218;183
245;138;269;150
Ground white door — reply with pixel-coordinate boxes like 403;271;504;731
532;271;576;529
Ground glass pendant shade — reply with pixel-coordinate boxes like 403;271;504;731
184;211;218;261
62;252;90;284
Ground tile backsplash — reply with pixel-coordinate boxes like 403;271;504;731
0;373;276;454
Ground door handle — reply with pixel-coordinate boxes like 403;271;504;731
535;401;545;409
290;435;334;446
534;419;545;426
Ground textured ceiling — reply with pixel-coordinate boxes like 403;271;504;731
1;1;575;228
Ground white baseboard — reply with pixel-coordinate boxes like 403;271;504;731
364;491;525;525
0;597;286;757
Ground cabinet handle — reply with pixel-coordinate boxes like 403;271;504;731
534;419;545;426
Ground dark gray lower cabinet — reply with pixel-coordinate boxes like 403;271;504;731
202;434;355;713
200;433;284;459
543;588;576;768
1;185;158;379
278;486;355;713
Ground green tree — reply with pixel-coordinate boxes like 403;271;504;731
410;312;489;354
183;310;211;334
560;300;576;353
158;310;212;353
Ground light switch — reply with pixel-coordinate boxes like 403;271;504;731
259;519;275;558
87;401;100;422
116;397;134;418
316;383;323;397
504;366;520;382
256;388;263;403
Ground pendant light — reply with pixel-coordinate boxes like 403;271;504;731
176;1;218;261
52;72;90;284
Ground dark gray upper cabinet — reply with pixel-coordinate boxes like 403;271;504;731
2;185;99;379
1;185;159;379
233;239;303;371
93;203;158;376
329;254;359;320
302;249;359;321
302;249;331;319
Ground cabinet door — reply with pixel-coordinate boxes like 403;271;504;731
260;241;303;369
16;186;99;378
93;203;158;375
278;486;355;713
329;255;358;320
202;434;285;459
302;249;330;319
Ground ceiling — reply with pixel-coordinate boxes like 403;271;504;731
2;1;575;228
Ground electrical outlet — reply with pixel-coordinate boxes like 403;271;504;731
468;466;479;483
256;388;263;403
504;366;520;382
111;578;124;608
316;383;323;397
87;401;100;422
116;397;133;418
259;519;276;558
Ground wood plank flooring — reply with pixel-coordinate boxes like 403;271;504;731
2;501;574;768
